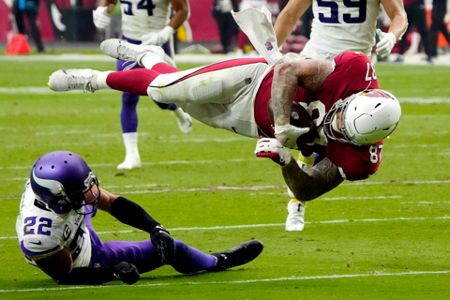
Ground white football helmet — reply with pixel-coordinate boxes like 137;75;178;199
324;89;401;145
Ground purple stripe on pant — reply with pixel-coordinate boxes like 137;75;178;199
85;214;217;274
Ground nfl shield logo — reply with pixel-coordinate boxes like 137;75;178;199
265;41;273;51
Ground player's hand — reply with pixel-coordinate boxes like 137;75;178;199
150;225;175;264
142;26;175;46
113;261;140;285
255;138;292;166
376;29;396;57
92;6;111;29
274;124;310;149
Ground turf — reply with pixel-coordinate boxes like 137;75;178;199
0;57;449;299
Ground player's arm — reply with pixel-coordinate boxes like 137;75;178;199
32;248;139;285
274;0;312;47
97;188;176;264
142;0;190;45
282;157;344;201
92;0;117;28
271;58;333;126
381;0;408;41
255;138;344;200
169;0;190;30
270;58;333;147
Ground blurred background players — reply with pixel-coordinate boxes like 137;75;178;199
12;0;45;52
17;150;264;285
92;0;192;170
273;0;407;231
427;0;450;62
396;0;431;63
211;0;239;53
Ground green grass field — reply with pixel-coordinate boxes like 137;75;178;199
0;56;449;299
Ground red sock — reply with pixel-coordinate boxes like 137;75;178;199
106;63;179;95
106;69;159;95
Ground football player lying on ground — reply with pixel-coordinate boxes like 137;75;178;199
17;150;263;285
48;39;401;231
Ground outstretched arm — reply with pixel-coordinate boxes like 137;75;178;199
98;189;175;264
255;138;344;201
281;157;344;201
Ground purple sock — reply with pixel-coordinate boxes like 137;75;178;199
120;92;139;133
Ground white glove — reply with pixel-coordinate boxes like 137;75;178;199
142;26;175;46
255;138;292;166
92;6;111;29
274;124;310;149
376;29;396;57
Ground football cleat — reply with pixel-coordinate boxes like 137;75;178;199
210;240;263;271
100;39;175;67
48;69;98;92
173;108;193;134
285;199;306;231
117;156;142;170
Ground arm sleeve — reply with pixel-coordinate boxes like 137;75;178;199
110;196;160;234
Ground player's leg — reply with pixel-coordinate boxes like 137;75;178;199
87;211;263;275
172;239;264;274
157;41;193;134
48;67;160;95
285;151;322;231
117;59;141;170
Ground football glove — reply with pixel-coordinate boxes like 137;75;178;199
142;26;175;46
150;225;175;264
255;138;292;166
376;29;396;57
113;261;140;285
92;6;111;29
274;124;310;149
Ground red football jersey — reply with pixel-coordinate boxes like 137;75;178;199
254;51;381;180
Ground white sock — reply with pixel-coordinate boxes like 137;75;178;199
94;71;113;89
140;53;166;69
122;132;140;160
173;107;185;119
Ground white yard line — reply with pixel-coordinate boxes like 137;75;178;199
1;215;449;240
0;270;448;293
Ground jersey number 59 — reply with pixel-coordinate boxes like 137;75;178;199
317;0;367;24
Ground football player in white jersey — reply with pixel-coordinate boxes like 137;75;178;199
16;150;263;284
273;0;407;231
92;0;192;170
275;0;408;59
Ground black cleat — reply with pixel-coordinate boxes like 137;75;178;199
210;240;263;271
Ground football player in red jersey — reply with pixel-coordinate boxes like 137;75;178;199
47;40;401;227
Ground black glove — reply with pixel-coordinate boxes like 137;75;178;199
150;225;175;265
113;261;140;285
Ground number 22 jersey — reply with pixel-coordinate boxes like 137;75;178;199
16;181;92;268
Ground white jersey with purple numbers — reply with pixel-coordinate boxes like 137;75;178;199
16;181;92;268
120;0;171;40
301;0;381;59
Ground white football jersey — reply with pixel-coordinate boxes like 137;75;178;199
120;0;171;40
301;0;381;59
16;180;92;268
